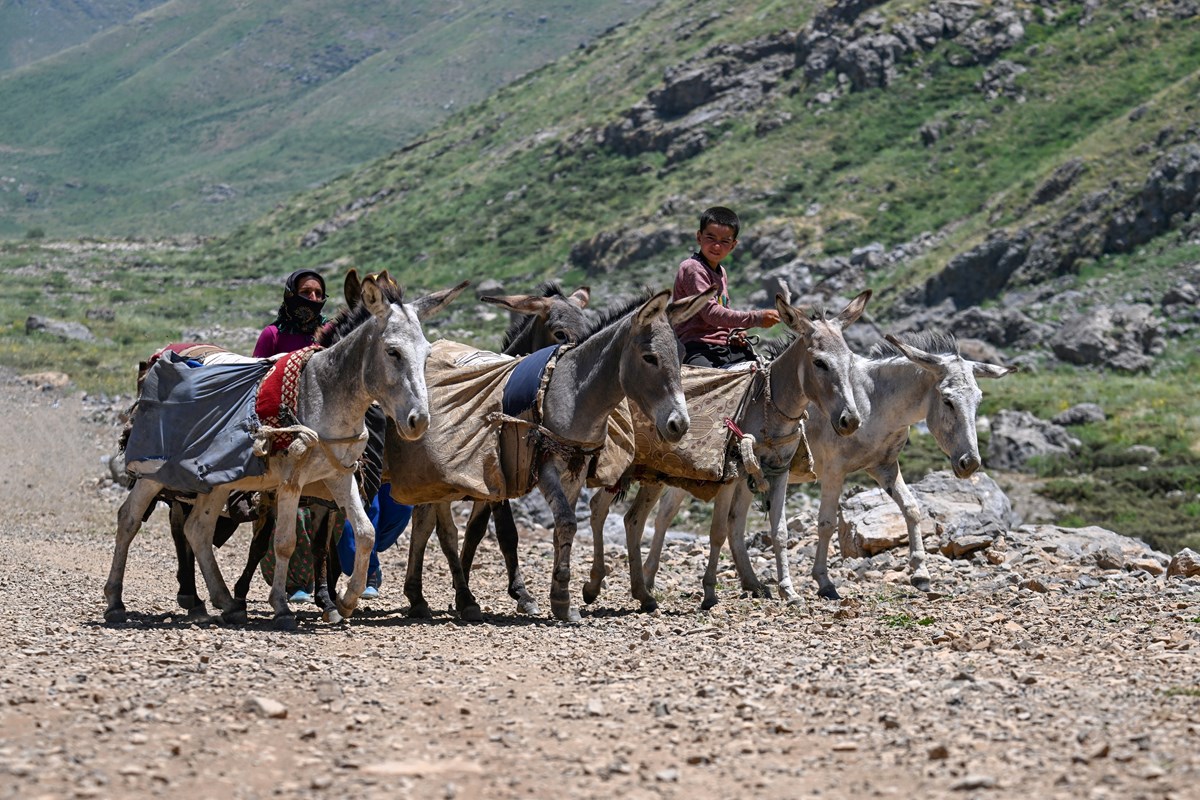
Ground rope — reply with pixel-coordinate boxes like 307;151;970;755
253;424;367;473
484;412;605;458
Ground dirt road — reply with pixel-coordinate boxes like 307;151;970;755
1;373;1198;800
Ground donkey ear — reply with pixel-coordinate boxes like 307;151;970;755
414;280;469;321
481;294;554;318
667;285;717;326
344;268;362;308
837;289;872;327
360;277;390;320
635;289;673;327
777;294;815;335
884;333;943;373
570;286;591;309
971;361;1018;379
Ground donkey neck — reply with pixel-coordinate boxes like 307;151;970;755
542;318;628;444
765;335;814;423
503;319;537;356
296;319;375;438
865;357;939;431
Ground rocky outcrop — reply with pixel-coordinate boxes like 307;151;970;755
986;410;1079;472
1051;303;1164;373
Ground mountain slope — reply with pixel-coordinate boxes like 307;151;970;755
0;0;658;237
0;0;169;71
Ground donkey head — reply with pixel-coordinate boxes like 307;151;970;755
884;333;1016;478
779;289;871;437
482;284;591;353
619;287;714;443
359;276;468;442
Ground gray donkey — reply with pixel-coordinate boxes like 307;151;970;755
391;287;715;623
586;291;872;612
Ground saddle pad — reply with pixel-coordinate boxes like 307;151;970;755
502;345;558;416
628;364;756;484
255;345;321;454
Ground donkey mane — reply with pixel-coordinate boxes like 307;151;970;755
500;281;568;351
868;330;959;359
575;289;656;343
315;280;406;347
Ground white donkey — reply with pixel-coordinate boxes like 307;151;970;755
646;331;1016;601
105;277;465;629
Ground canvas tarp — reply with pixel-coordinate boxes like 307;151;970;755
387;340;636;505
123;351;272;493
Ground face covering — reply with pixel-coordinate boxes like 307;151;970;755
272;270;327;335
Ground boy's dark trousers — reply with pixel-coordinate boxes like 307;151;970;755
682;340;758;368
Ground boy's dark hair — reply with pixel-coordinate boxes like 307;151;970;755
699;206;740;239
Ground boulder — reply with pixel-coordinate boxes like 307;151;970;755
1051;303;1163;373
986;410;1079;472
25;315;95;342
1167;548;1200;578
1051;403;1105;426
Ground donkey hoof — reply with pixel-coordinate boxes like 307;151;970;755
272;613;298;632
186;602;212;620
699;596;719;611
407;603;433;619
104;606;127;625
176;593;202;612
221;608;248;626
817;586;841;601
517;599;541;616
459;605;483;623
911;576;932;593
639;597;659;614
581;584;600;605
551;603;581;624
322;608;343;625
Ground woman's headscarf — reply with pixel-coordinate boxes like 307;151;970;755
271;269;328;335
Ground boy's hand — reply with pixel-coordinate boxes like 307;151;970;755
760;309;781;328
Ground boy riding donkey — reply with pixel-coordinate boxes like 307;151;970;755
672;206;780;366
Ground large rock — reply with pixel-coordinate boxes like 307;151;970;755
1167;548;1200;578
1013;525;1168;574
1051;303;1163;372
987;410;1079;472
25;315;95;342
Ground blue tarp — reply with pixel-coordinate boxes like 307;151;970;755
123;352;272;493
502;344;557;417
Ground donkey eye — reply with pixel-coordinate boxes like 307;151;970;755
813;358;829;371
643;354;659;367
553;330;567;342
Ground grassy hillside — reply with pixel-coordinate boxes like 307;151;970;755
0;0;169;71
0;0;657;238
3;0;1198;553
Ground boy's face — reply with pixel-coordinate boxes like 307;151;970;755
696;222;738;265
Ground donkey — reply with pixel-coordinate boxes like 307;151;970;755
645;331;1016;601
392;288;715;623
457;283;592;616
105;276;465;629
585;290;872;612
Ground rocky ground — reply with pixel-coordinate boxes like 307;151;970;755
1;371;1198;800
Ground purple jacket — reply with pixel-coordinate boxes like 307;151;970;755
671;256;768;346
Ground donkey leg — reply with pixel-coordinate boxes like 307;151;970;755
266;489;302;630
700;486;736;611
725;482;770;599
460;501;491;576
404;505;436;618
169;501;205;616
324;476;373;621
433;503;481;622
182;490;237;619
539;463;582;623
812;481;844;600
763;475;801;605
310;507;343;624
872;464;931;593
104;479;161;624
583;489;614;605
624;483;665;613
227;510;275;625
493;501;539;616
646;486;686;594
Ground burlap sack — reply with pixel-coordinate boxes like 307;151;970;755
387;340;519;504
626;364;758;498
387;340;637;503
787;421;818;484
